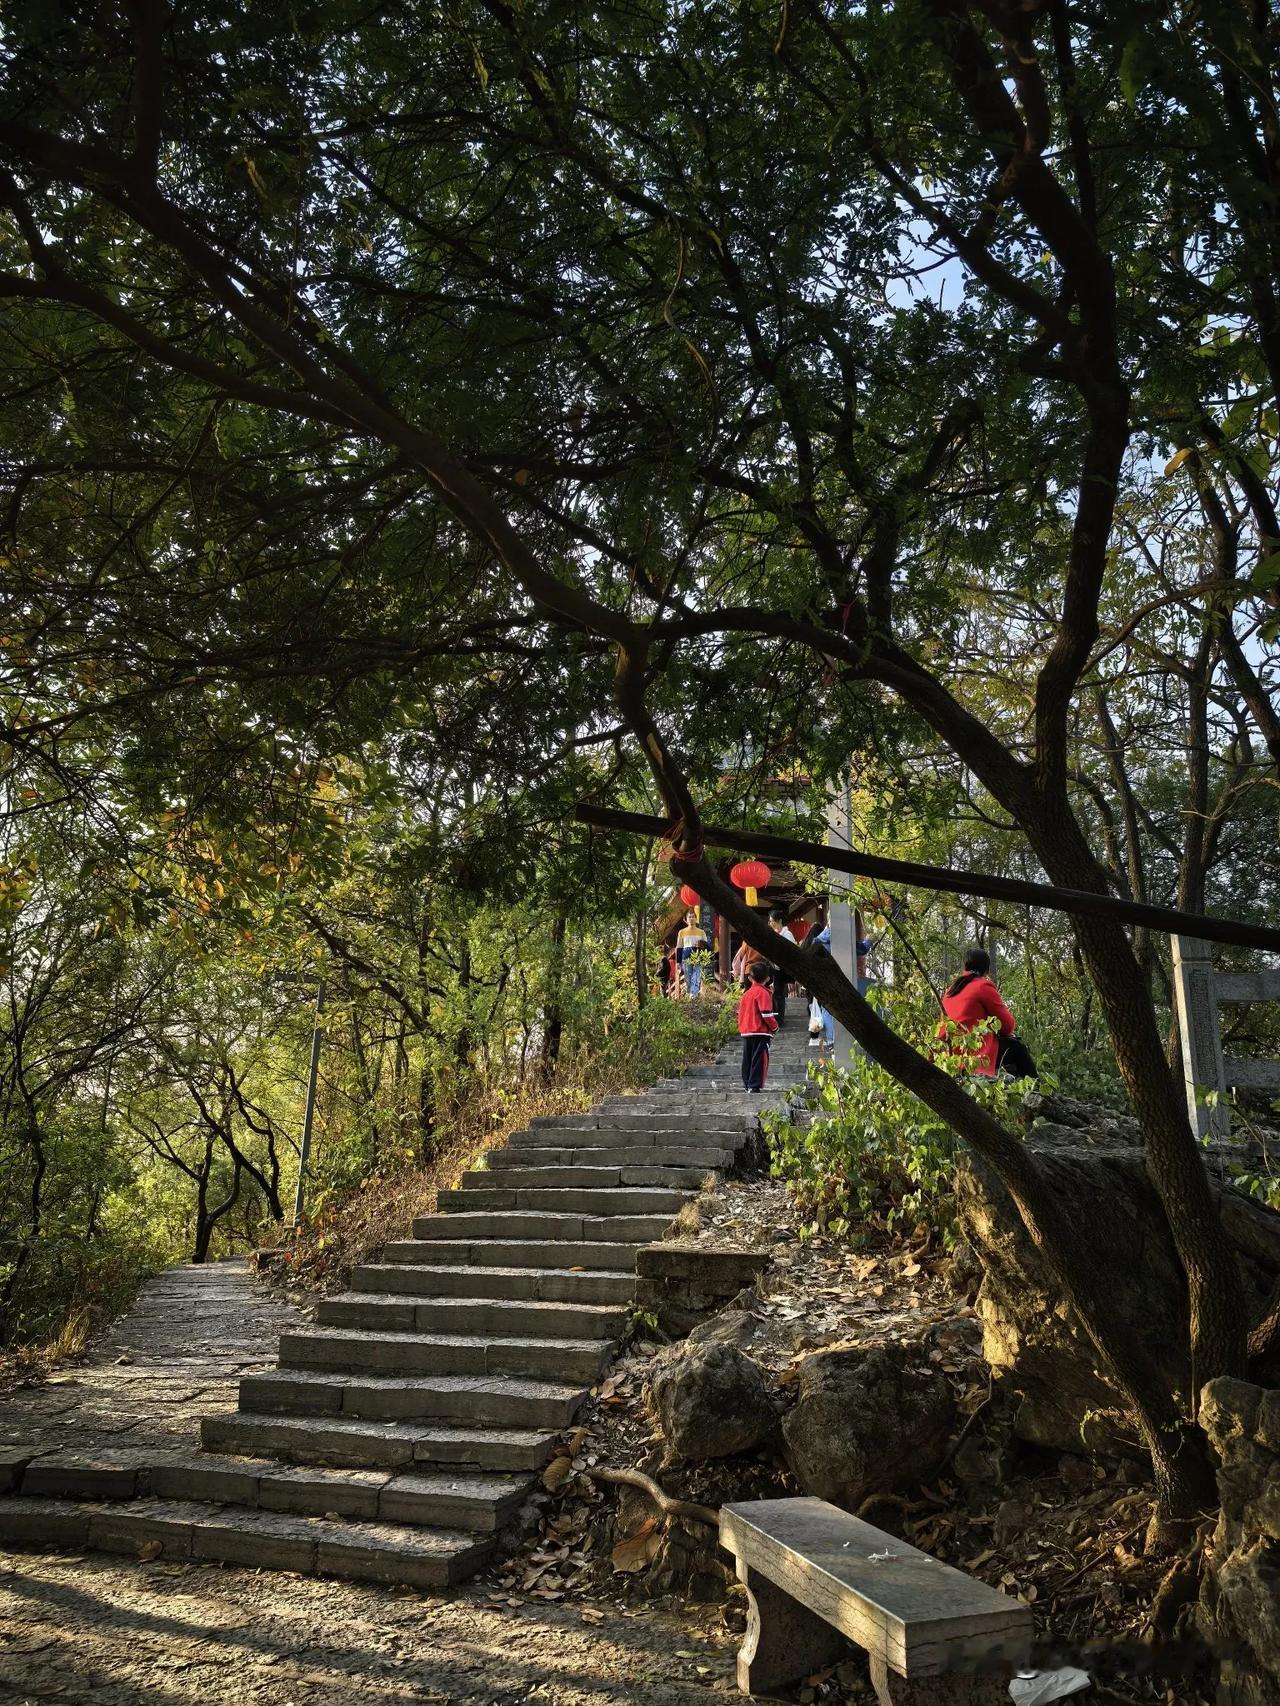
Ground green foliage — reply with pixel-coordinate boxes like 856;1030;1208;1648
764;1000;1043;1248
1;0;1278;1425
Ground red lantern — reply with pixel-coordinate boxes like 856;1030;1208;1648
729;860;771;907
678;884;700;909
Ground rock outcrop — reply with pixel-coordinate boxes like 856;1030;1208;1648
782;1340;955;1509
647;1339;776;1461
635;1246;771;1337
956;1103;1280;1456
1199;1377;1280;1705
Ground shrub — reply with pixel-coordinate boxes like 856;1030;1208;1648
763;1013;1042;1248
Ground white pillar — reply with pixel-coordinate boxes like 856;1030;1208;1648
1171;935;1229;1141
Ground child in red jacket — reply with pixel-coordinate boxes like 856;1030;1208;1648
738;962;778;1092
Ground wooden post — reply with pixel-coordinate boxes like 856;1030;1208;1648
1171;936;1229;1141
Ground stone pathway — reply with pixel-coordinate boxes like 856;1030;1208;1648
0;1260;301;1462
0;1035;813;1591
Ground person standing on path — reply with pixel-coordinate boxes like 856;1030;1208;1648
768;910;796;1028
738;963;778;1092
675;910;709;998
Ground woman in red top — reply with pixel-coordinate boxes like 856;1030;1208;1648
937;948;1017;1078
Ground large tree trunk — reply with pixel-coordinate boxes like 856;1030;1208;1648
1017;789;1247;1398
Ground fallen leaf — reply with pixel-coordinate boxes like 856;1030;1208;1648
581;1606;606;1624
138;1539;164;1562
611;1518;661;1574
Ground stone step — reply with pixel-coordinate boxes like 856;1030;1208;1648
463;1164;710;1191
0;1495;491;1587
652;1075;807;1088
529;1114;751;1135
485;1146;733;1173
202;1411;555;1472
436;1186;690;1217
17;1451;527;1535
507;1129;745;1152
411;1211;674;1244
647;1082;805;1095
380;1239;639;1271
279;1326;612;1384
606;1102;777;1113
240;1366;585;1430
352;1263;636;1305
501;1138;742;1163
319;1291;627;1340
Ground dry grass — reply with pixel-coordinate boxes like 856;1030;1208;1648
0;1307;91;1396
270;1016;730;1293
666;1200;703;1239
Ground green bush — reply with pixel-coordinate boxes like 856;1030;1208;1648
763;1014;1042;1248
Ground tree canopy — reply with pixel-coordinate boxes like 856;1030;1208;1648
2;0;1279;1515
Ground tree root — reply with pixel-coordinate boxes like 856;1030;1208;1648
855;1488;947;1522
585;1466;719;1528
1145;1520;1213;1640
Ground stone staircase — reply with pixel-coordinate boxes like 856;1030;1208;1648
0;1025;813;1587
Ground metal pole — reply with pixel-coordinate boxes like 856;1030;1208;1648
292;982;326;1228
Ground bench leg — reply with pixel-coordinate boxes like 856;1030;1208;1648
734;1560;847;1696
869;1654;1013;1705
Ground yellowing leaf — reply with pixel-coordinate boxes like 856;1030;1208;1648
1163;447;1193;476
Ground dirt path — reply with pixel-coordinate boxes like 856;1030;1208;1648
0;1550;735;1705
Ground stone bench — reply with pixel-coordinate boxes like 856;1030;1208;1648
720;1497;1033;1703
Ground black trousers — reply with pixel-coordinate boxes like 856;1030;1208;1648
772;967;787;1028
996;1034;1037;1079
741;1035;770;1091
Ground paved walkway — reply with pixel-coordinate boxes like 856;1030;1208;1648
0;1260;303;1464
0;1262;737;1704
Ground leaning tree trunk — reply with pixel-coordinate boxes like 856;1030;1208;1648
1021;788;1247;1403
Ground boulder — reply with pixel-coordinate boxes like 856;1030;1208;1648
688;1293;768;1353
956;1115;1280;1457
1198;1378;1280;1705
647;1340;776;1461
782;1341;955;1509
